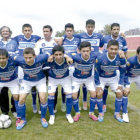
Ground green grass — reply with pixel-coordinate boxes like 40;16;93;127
0;51;140;140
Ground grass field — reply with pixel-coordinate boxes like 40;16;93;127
0;51;140;140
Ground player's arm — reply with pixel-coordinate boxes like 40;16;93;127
54;37;64;45
34;40;41;55
64;54;73;64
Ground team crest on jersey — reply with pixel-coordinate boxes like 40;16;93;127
126;62;130;66
116;61;120;66
73;41;78;45
103;60;107;65
9;66;14;71
42;43;45;47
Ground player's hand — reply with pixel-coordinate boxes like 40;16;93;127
123;87;130;96
48;55;54;62
54;37;63;45
96;87;103;94
118;50;125;58
66;56;73;64
120;32;126;38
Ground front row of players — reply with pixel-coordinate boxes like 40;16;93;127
0;40;139;130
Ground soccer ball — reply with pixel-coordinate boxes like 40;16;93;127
0;114;12;129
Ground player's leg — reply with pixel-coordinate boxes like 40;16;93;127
36;78;48;128
47;77;58;125
0;87;9;115
11;96;17;117
61;87;66;112
82;84;88;110
61;77;73;123
102;85;109;112
122;87;130;123
72;78;81;122
31;87;37;113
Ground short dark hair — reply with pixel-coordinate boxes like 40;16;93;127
0;26;12;36
22;24;32;31
136;46;140;54
86;19;95;26
52;45;64;54
111;23;120;30
79;41;91;50
65;23;74;30
23;47;35;56
107;40;119;48
0;49;9;58
43;25;53;32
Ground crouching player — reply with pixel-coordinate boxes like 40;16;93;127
123;46;140;122
94;40;126;122
15;48;51;130
68;41;103;122
47;45;73;125
0;48;19;114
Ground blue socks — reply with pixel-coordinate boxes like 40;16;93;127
18;103;26;120
122;96;128;113
83;85;87;102
73;99;79;113
48;95;55;115
103;86;109;105
66;94;72;114
40;102;47;119
115;98;122;115
32;91;37;105
89;97;96;112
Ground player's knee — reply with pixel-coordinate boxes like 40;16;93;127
96;92;103;99
72;93;77;99
19;98;26;104
116;92;123;98
90;91;96;98
13;94;19;101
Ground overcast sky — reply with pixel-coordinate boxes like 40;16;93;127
0;0;140;37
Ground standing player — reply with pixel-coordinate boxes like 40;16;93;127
54;23;81;113
0;26;18;117
13;24;41;113
73;19;104;110
94;40;126;122
102;23;128;112
68;41;103;122
123;46;140;122
15;48;51;130
47;45;73;125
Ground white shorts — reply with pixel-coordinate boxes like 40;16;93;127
72;76;95;93
69;66;75;77
48;76;72;94
18;66;24;83
99;76;120;92
128;76;140;89
0;79;19;94
20;77;47;94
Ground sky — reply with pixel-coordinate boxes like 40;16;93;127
0;0;140;37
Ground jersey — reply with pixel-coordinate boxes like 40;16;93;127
102;35;128;52
13;35;41;55
47;58;69;79
94;52;126;86
74;32;103;52
124;56;140;86
62;37;80;55
0;57;18;82
14;54;49;81
34;38;56;55
0;39;18;56
69;52;99;79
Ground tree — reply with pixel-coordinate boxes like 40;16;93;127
98;24;111;35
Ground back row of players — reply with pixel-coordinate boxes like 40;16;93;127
0;19;139;130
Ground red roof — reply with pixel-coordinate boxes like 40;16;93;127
126;36;140;50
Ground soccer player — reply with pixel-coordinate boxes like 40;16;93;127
123;46;140;122
94;40;126;122
13;24;41;113
15;47;51;130
68;41;103;122
47;45;73;125
74;19;104;110
0;26;18;117
54;23;81;113
0;49;19;121
102;23;128;112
